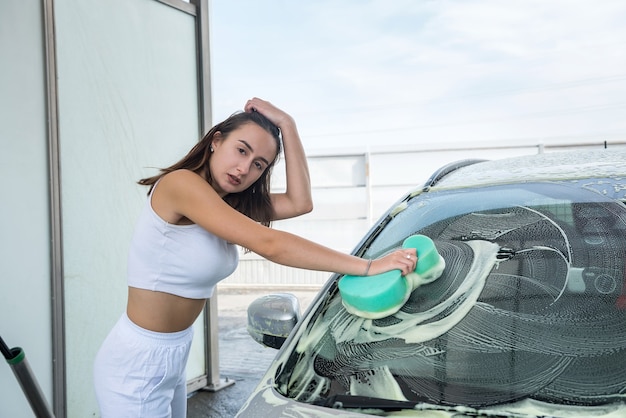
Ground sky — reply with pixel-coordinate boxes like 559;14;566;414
209;0;626;152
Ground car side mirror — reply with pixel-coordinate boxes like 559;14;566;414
247;293;300;349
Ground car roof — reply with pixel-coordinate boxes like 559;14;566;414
430;148;626;191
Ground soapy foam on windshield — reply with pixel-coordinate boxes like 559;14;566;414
350;366;408;400
331;240;499;346
285;240;500;406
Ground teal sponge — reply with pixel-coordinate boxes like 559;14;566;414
339;235;445;319
337;269;412;319
402;234;446;290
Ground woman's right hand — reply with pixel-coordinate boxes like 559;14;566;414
368;248;417;277
244;97;294;130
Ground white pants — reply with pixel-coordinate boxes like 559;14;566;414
93;313;193;418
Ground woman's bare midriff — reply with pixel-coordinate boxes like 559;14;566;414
126;287;207;333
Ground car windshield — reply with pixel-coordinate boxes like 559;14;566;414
275;178;626;416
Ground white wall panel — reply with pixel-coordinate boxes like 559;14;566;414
54;0;200;415
0;2;52;417
225;258;332;287
273;154;366;189
273;218;369;251
305;187;368;220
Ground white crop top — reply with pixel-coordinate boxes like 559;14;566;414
127;186;239;299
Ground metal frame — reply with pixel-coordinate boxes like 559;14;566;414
42;1;65;417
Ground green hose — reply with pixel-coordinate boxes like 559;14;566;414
6;347;25;365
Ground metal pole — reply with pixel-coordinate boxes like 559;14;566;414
195;0;234;391
42;0;67;416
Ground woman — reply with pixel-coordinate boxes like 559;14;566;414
93;98;417;417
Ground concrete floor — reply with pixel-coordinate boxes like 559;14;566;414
186;287;319;418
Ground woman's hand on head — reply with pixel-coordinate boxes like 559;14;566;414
369;248;417;277
244;97;294;129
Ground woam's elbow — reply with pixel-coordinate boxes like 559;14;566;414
250;228;284;262
299;200;313;216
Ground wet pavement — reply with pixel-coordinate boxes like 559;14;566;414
187;287;319;418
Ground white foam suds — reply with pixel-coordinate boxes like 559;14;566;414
327;240;499;346
350;366;408;400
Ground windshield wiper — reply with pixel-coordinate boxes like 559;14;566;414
313;395;545;417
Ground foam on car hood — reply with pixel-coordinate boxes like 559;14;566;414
432;149;626;191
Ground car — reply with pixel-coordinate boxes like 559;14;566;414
238;149;626;418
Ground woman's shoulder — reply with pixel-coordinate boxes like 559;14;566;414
157;169;220;205
152;170;213;224
163;169;203;181
157;169;207;191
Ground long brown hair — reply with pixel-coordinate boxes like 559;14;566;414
138;111;282;227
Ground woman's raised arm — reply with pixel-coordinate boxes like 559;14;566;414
244;98;313;220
